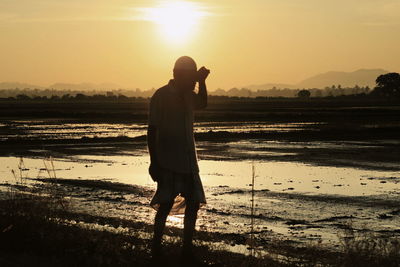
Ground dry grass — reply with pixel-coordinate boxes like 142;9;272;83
337;225;400;267
0;191;281;266
0;158;279;266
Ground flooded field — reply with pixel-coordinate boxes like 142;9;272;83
1;110;400;255
0;100;399;262
0;120;322;141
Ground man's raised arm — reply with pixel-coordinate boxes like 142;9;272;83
195;66;210;109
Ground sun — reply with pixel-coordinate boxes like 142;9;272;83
139;1;208;44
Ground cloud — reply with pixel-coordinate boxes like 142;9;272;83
0;1;218;24
130;1;216;22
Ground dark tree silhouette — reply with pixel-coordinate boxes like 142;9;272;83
16;94;31;100
75;93;87;100
372;72;400;97
297;89;311;98
62;94;71;100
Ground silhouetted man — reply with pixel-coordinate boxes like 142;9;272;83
147;56;210;264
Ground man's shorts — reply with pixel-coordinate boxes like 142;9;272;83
150;168;206;215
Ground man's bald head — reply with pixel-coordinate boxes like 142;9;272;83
173;56;197;71
173;56;198;91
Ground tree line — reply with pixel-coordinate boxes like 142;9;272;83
1;73;399;101
297;73;399;98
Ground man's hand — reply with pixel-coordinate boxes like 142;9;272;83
149;162;162;182
197;66;210;83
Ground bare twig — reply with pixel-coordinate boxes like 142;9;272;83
250;162;255;257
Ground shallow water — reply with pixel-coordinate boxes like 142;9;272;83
0;120;320;140
2;155;399;196
1;117;399;250
1;153;399;247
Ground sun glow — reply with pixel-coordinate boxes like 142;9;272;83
138;1;209;44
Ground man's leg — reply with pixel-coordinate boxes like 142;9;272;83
183;201;200;254
152;201;173;257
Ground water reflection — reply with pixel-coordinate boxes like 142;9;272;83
1;155;399;196
1;155;399;247
0;120;322;140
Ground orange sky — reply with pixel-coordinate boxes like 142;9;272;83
0;0;399;90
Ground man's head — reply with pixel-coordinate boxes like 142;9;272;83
173;56;197;91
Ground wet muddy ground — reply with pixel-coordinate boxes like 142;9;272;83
1;101;400;257
1;130;400;256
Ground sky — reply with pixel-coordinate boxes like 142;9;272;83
0;0;399;90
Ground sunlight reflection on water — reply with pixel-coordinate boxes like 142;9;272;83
1;154;399;248
0;121;322;140
1;155;399;197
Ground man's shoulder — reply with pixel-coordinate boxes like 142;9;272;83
151;83;171;99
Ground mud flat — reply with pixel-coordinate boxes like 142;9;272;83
1;99;399;265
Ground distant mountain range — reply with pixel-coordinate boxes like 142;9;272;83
0;82;43;90
0;82;122;90
0;69;390;91
49;82;122;90
245;69;389;90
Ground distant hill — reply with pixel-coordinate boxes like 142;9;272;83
242;69;389;90
0;69;391;96
0;82;44;89
0;82;122;90
49;82;122;90
245;83;295;90
297;69;388;89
